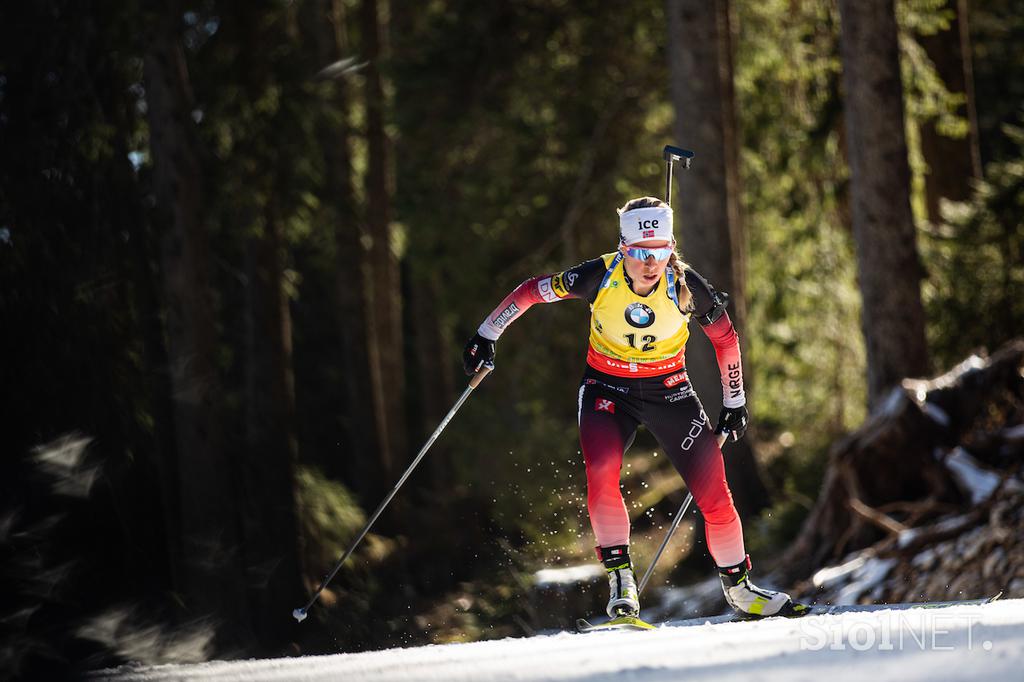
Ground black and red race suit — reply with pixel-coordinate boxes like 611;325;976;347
477;255;747;567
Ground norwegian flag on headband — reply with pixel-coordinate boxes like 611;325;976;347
619;206;673;246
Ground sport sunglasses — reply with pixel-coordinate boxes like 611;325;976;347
624;246;674;261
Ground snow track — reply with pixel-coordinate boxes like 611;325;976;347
96;598;1024;682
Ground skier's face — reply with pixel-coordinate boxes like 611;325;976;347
621;239;673;290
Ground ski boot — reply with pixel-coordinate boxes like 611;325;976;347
718;555;804;618
600;544;640;617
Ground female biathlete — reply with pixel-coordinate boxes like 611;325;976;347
462;197;798;620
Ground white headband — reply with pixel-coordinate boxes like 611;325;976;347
619;206;674;246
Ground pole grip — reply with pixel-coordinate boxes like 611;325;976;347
469;364;493;389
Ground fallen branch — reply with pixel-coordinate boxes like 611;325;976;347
848;497;907;535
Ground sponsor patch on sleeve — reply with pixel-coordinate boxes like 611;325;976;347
537;276;559;302
551;272;569;298
492;302;520;329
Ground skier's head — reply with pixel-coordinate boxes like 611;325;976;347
618;196;673;247
616;197;690;308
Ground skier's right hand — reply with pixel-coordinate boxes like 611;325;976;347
463;333;496;375
715;405;749;442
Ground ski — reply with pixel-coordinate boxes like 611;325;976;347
575;614;657;633
576;600;809;633
661;592;1003;628
576;593;1001;633
800;591;1002;617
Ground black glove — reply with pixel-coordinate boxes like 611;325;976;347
715;405;748;442
462;332;496;375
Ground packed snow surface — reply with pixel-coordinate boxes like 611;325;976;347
97;599;1024;682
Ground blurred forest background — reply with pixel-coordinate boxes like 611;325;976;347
1;0;1022;676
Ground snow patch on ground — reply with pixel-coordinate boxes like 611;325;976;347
812;555;896;604
898;512;973;549
93;600;1024;682
645;576;724;620
877;388;907;418
833;557;896;604
812;555;867;590
921;401;950;427
946;448;1003;504
1002;424;1024;442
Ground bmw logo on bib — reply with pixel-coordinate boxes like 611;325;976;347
625;303;655;328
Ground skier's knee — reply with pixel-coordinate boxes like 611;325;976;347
696;488;738;526
585;456;622;487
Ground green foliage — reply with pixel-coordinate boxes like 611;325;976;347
896;0;1024;366
393;0;675;558
921;118;1024;366
745;438;830;559
736;0;867;444
295;465;369;568
898;0;975;222
970;0;1024;165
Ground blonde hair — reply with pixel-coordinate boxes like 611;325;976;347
618;197;693;311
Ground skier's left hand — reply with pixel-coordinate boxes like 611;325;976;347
715;405;748;442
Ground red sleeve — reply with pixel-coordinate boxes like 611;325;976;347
476;276;550;340
476;257;609;340
701;312;746;408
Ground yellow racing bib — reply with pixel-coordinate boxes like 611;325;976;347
588;253;690;365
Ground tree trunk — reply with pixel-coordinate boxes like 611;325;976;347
144;7;245;627
407;266;457;490
917;0;983;224
241;198;304;651
361;0;407;495
666;0;770;520
204;3;307;651
837;0;931;411
104;72;183;596
312;0;382;493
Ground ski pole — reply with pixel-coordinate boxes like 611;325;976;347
638;432;727;595
292;365;494;623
